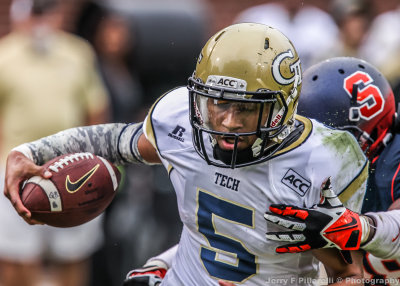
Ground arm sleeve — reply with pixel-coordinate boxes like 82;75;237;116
362;210;400;259
14;122;147;166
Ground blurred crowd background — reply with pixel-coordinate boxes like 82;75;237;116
0;0;399;285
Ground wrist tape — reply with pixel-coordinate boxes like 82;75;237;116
360;215;371;245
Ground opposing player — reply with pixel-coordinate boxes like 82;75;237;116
4;24;367;285
264;57;400;283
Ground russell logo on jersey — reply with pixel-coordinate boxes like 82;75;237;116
168;125;186;142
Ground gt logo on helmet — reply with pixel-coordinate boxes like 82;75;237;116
272;49;302;86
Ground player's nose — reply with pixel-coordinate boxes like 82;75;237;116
221;109;244;131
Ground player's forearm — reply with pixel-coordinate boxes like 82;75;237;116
11;123;147;166
362;210;400;258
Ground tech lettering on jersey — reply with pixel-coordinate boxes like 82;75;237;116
281;169;310;196
214;172;240;192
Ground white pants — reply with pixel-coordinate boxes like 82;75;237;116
0;170;104;262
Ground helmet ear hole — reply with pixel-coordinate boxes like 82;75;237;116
264;38;269;49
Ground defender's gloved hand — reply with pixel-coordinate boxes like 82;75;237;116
123;263;167;286
264;178;369;254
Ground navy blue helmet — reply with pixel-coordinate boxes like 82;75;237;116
298;57;396;158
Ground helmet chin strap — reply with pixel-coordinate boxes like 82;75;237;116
209;134;261;165
251;75;300;156
251;138;277;157
211;120;304;167
213;144;256;166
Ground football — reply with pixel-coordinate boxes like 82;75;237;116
21;152;121;227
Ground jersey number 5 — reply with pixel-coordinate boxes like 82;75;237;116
197;189;257;283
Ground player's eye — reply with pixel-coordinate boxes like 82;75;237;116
212;99;231;111
213;99;229;105
236;103;258;112
212;100;258;112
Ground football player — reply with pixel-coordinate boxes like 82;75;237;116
4;24;367;285
264;57;400;284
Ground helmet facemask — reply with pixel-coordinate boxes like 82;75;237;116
188;76;290;168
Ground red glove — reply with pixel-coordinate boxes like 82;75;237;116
264;177;368;254
123;263;167;286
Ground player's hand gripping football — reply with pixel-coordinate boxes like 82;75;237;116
3;150;51;224
264;177;370;254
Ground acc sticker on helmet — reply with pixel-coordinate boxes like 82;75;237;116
206;75;247;91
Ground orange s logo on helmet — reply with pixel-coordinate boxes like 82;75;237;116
343;71;385;120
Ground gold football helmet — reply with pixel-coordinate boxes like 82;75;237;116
188;23;302;168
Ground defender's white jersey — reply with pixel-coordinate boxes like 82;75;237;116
143;87;368;286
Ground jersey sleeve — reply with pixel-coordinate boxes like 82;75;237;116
306;120;368;213
331;131;368;213
143;87;193;158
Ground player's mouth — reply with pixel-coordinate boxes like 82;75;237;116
218;136;246;150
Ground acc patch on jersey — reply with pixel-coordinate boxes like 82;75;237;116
281;169;311;196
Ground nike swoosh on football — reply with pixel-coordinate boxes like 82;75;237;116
324;217;358;234
65;164;100;193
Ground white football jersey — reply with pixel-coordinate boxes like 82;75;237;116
143;87;368;286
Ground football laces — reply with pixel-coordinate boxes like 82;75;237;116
48;153;94;172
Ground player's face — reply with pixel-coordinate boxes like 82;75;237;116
206;98;269;150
